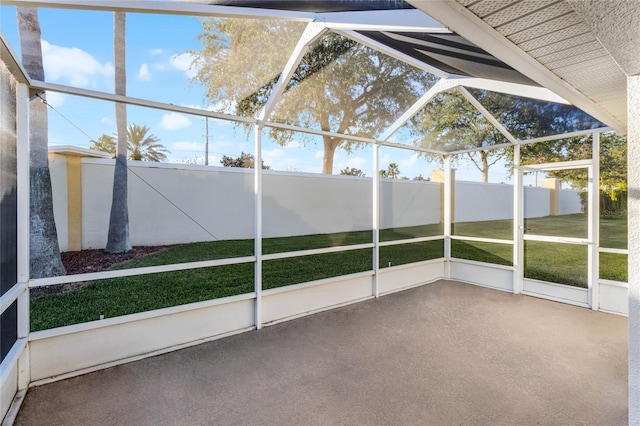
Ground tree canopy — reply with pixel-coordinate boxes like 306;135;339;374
190;20;438;173
340;167;365;177
411;88;604;182
220;152;270;169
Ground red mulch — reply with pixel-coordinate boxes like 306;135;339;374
60;245;172;275
31;246;172;299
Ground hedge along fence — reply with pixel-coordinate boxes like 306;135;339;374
48;149;581;251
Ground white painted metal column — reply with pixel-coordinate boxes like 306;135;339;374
16;82;30;389
627;74;640;426
372;143;380;297
443;156;452;278
513;144;524;294
254;124;263;330
588;133;600;310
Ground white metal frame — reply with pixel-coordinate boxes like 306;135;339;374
0;3;630;413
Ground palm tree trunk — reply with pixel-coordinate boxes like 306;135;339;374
105;11;131;253
17;7;66;278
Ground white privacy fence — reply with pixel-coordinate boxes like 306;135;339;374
48;154;582;251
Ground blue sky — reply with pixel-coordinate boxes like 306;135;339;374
0;5;521;183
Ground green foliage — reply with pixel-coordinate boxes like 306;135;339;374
89;134;116;156
340;167;365;177
220;152;270;169
91;124;169;162
190;21;437;173
379;163;401;179
412;88;604;182
127;124;169;162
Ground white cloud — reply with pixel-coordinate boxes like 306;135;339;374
314;150;324;160
159;112;192;130
346;156;367;169
137;63;151;81
262;148;285;164
170;53;198;79
149;48;164;56
100;117;112;124
171;141;204;152
45;91;65;108
152;63;166;71
399;153;419;170
41;40;114;87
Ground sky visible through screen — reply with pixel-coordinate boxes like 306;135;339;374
0;5;551;184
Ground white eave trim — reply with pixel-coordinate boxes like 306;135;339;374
408;0;626;132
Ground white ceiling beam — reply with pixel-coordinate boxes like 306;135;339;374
457;86;519;145
31;80;255;124
258;22;327;124
518;127;611;146
2;0;314;20
378;140;447;156
1;32;30;85
379;78;458;142
333;29;450;79
316;9;450;33
448;142;512;156
408;0;626;132
450;77;569;104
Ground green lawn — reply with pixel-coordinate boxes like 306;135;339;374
31;230;444;331
31;215;626;331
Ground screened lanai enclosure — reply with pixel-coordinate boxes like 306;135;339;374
1;0;637;424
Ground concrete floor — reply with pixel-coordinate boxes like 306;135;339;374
15;280;628;425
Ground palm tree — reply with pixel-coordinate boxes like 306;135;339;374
127;124;168;162
105;11;131;253
89;134;116;156
387;163;400;179
17;7;66;277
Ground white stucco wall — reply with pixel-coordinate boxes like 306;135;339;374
48;154;69;251
559;189;584;215
49;159;583;250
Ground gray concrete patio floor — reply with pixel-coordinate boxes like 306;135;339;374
15;280;628;425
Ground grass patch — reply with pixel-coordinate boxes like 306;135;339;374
31;215;627;331
32;227;443;331
453;219;512;240
524;213;587;238
380;224;443;242
30;263;254;331
451;240;512;266
263;249;372;290
524;241;587;287
380;240;444;267
599;252;628;282
600;217;628;249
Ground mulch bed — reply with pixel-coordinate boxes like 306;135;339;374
31;246;172;299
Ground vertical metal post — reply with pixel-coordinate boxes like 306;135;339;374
588;132;600;310
254;124;263;329
372;143;380;297
205;117;209;166
513;144;524;294
443;156;452;278
16;83;30;389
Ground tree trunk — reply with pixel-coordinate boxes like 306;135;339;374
322;136;341;174
105;12;131;253
17;7;66;278
480;150;489;183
